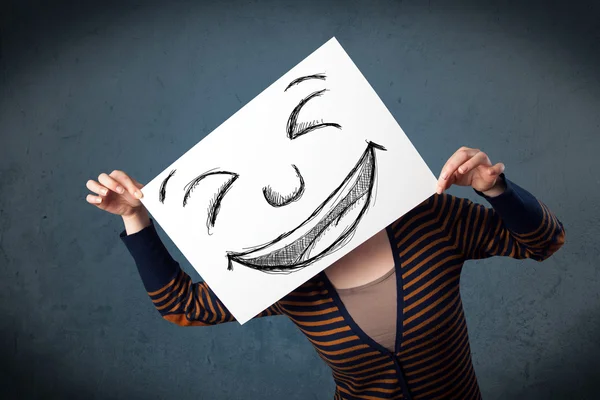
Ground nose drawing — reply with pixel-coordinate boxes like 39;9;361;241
262;164;305;207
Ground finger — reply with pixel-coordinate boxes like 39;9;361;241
86;179;109;196
457;151;491;175
437;147;478;193
86;194;103;205
439;147;478;182
487;162;505;177
98;173;125;195
437;170;458;194
110;170;143;199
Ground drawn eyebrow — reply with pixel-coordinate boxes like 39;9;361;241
286;89;342;140
159;169;177;204
263;164;305;207
183;170;239;234
284;73;326;92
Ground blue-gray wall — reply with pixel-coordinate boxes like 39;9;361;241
1;1;598;399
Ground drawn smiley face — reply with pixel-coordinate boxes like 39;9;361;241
159;73;386;274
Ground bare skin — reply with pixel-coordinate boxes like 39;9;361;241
85;147;506;289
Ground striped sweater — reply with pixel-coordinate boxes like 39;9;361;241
121;175;565;399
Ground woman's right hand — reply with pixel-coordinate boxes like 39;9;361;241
85;170;145;217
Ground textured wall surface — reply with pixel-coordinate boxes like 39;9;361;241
1;1;599;399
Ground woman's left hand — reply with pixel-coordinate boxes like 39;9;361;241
437;146;506;196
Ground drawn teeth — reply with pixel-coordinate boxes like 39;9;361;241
227;142;386;274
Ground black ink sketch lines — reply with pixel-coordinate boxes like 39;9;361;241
263;164;305;208
284;73;326;92
286;89;342;140
159;169;176;203
183;170;239;235
227;141;386;274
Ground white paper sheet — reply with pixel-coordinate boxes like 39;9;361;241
140;37;437;324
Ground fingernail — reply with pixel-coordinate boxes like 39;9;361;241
95;197;102;203
101;189;108;195
441;173;447;180
458;167;466;173
116;186;124;194
135;191;143;199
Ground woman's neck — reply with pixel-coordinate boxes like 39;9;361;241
325;229;395;290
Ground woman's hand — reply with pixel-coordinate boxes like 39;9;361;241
436;147;506;196
86;170;145;217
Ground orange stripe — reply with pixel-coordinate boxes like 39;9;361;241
452;366;478;399
307;334;360;347
401;197;456;259
522;203;553;244
402;317;467;366
297;325;352;337
328;355;388;372
399;312;465;360
284;306;338;317
405;273;460;312
152;271;185;303
156;279;190;311
404;260;461;301
392;195;438;238
472;207;488;257
461;369;480;399
216;301;231;323
334;367;395;382
336;382;398;395
512;200;549;239
337;385;400;400
399;197;450;254
464;202;478;256
483;218;504;256
163;313;209;327
167;280;195;313
152;277;183;304
403;252;462;289
403;291;460;335
404;285;460;325
322;351;382;367
407;332;470;383
317;344;370;356
414;339;472;396
203;288;218;324
147;270;181;297
499;229;511;256
193;291;201;320
279;298;333;306
287;289;329;297
287;315;344;327
337;377;399;392
335;361;394;379
333;372;398;389
428;359;476;400
401;295;462;347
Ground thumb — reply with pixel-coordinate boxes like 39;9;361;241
487;163;505;178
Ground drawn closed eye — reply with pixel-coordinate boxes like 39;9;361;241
286;89;342;140
284;71;343;141
183;170;239;235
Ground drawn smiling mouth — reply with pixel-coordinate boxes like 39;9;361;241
227;141;386;274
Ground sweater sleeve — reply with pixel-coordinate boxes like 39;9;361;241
120;221;282;326
459;174;565;261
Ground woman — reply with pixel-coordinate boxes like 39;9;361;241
85;146;565;400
